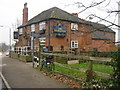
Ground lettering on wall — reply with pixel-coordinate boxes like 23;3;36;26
53;23;67;38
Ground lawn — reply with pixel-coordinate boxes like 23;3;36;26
66;63;113;74
54;64;86;78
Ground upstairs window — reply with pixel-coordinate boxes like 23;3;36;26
39;22;46;31
19;28;23;35
31;24;35;32
71;40;78;48
71;23;78;30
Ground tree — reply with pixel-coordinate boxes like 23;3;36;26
65;0;119;30
0;43;9;52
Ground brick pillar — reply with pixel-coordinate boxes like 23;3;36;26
23;3;28;25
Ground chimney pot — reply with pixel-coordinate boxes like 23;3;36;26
72;13;78;17
24;3;27;8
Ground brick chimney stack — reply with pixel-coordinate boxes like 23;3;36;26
72;13;78;17
23;3;28;25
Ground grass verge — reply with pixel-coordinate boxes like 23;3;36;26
66;63;113;74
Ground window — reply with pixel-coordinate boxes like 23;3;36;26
39;37;46;46
39;37;46;43
39;22;46;31
71;23;78;30
31;24;35;32
19;28;23;35
71;40;78;48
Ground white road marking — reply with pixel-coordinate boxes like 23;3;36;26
0;72;11;89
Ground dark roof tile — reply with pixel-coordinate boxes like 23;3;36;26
27;7;80;25
92;31;110;40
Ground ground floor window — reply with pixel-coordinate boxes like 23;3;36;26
71;40;78;48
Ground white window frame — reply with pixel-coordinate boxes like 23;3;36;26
71;40;78;48
39;37;46;42
39;22;46;31
71;23;78;30
31;24;35;32
39;37;46;46
19;28;23;35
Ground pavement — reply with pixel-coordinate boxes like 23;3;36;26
1;56;69;88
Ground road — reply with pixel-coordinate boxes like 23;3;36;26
0;76;7;89
0;55;7;89
1;55;69;88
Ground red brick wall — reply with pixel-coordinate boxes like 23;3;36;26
91;40;117;52
22;3;28;25
99;31;115;41
45;19;92;51
45;20;70;51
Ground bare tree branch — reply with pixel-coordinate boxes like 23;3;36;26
78;0;106;14
89;14;120;28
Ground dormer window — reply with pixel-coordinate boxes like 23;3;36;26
71;23;78;30
31;24;35;32
19;28;23;35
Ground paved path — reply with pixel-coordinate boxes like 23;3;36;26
2;56;69;88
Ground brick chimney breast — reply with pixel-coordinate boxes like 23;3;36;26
23;3;28;25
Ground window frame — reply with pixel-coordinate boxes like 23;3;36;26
71;23;78;30
71;40;78;48
31;24;35;32
19;28;23;35
39;22;46;31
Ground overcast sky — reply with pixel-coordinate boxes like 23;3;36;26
0;0;119;45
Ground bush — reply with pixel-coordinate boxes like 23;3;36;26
111;48;120;89
85;70;97;82
26;55;32;62
54;56;67;64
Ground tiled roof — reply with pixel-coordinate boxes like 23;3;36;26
87;21;115;33
80;20;115;40
28;7;80;25
92;31;110;40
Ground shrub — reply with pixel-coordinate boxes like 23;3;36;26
54;56;67;64
111;48;120;89
26;55;32;62
85;70;96;82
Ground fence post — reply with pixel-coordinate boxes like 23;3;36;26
86;60;94;82
89;60;93;71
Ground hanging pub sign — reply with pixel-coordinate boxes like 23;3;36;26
14;31;18;39
53;23;67;38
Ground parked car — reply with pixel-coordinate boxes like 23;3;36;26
6;52;9;56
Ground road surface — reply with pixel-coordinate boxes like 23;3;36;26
1;55;69;88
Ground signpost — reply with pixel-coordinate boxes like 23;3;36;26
31;33;39;68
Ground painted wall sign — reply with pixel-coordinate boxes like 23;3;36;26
53;23;67;38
